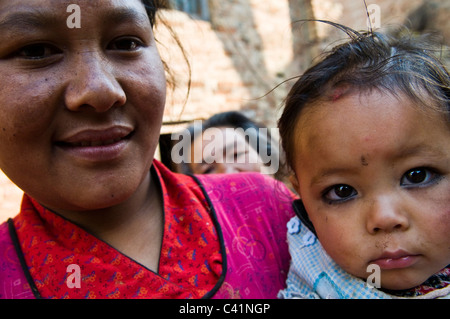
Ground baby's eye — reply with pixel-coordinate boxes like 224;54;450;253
401;167;440;187
323;184;357;204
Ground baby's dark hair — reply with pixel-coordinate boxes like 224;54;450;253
278;22;450;171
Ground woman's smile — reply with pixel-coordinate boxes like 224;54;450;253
0;0;166;212
55;125;134;163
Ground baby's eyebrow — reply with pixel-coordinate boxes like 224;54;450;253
393;144;446;160
310;143;446;187
310;167;358;187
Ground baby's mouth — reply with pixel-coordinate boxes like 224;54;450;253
369;250;421;270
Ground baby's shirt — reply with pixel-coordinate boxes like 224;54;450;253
278;216;450;299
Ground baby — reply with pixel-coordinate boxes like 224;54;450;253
277;25;450;299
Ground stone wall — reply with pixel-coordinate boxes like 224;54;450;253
158;0;449;130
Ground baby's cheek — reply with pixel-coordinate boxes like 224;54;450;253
428;204;450;254
435;190;450;230
438;209;450;241
426;184;450;238
317;224;364;274
438;211;450;264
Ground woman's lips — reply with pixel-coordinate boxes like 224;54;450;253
65;136;125;147
369;250;420;270
55;126;134;162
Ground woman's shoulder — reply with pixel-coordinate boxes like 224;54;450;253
0;220;10;244
195;172;296;222
0;219;37;299
0;220;18;266
153;160;296;221
196;172;295;201
195;171;295;202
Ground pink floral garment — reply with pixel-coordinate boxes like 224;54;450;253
195;173;295;299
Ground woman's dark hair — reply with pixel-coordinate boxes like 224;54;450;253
200;111;269;149
141;0;191;107
278;22;450;172
141;0;167;27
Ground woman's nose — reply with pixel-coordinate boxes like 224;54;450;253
214;163;240;174
224;164;240;174
365;195;410;234
64;52;126;112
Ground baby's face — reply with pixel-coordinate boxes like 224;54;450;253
291;90;450;290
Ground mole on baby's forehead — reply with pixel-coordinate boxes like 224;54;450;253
360;155;369;166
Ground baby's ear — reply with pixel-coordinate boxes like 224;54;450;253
289;174;300;195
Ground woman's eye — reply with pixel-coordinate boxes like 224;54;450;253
323;184;357;204
233;151;246;160
401;167;440;187
203;167;215;174
109;38;142;51
16;44;60;60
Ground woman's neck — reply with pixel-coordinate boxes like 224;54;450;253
51;171;164;272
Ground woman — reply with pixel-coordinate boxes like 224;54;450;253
0;0;295;299
177;111;282;177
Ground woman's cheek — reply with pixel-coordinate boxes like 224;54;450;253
0;75;58;137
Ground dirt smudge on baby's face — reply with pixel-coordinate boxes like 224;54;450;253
374;236;390;250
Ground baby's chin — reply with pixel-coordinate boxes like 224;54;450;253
356;268;432;292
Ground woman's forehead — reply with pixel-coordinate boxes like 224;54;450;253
0;0;148;21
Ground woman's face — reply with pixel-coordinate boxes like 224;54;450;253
0;0;166;212
189;127;265;174
290;91;450;290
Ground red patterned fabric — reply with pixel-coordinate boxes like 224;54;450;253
12;160;222;299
